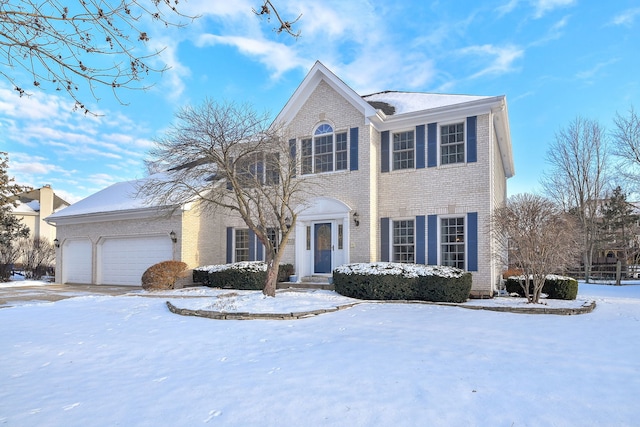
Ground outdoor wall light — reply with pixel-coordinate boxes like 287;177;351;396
353;211;360;227
169;231;177;243
285;217;292;230
53;238;60;248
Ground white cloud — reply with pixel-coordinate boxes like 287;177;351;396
196;34;307;79
458;44;524;79
531;0;576;19
575;58;621;83
610;8;640;26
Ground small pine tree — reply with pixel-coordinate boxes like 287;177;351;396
0;152;31;281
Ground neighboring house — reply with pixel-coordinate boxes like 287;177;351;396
11;185;69;242
47;62;514;296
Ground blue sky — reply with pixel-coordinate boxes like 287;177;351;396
2;0;640;203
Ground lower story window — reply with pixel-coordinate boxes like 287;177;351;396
441;217;465;269
235;229;249;262
393;219;415;263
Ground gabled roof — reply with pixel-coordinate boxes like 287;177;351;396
274;61;380;127
273;61;514;178
45;175;179;224
15;186;69;211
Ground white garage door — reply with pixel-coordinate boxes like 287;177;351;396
62;239;92;284
98;236;173;286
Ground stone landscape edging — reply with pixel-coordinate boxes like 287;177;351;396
165;298;596;320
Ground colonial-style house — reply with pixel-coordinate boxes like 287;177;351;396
11;185;69;242
47;61;514;297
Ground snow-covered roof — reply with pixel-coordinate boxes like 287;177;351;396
11;200;39;214
46;177;158;221
363;91;492;115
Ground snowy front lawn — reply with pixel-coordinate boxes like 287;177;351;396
1;283;639;426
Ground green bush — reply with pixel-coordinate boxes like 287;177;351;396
544;276;579;300
333;263;472;303
193;262;293;288
192;268;209;285
505;275;578;300
192;262;267;290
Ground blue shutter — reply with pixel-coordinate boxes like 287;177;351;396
350;127;359;171
427;123;437;168
289;139;297;177
468;212;478;271
226;227;233;263
416;125;425;169
249;230;256;261
257;236;264;261
416;215;425;264
380;217;390;262
467;116;477;163
381;131;390;173
427;215;438;265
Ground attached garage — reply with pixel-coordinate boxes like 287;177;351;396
61;239;92;284
97;235;173;286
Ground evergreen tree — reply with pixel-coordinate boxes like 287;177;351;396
0;152;30;281
601;186;639;273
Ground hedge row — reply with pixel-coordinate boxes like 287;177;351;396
505;275;579;300
333;263;472;303
192;262;294;289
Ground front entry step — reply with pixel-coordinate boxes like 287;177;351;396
277;275;335;291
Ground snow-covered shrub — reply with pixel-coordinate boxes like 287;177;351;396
505;275;578;300
333;263;472;303
544;275;578;300
193;261;294;289
195;261;267;290
141;261;188;290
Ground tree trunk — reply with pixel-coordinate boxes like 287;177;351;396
263;264;278;297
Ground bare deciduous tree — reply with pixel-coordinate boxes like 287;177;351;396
141;99;307;297
0;0;194;114
612;105;640;188
542;116;608;282
18;236;55;279
253;0;302;37
0;1;299;114
493;193;579;304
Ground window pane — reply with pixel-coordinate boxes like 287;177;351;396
314;134;333;173
440;123;465;165
393;220;415;263
336;132;348;171
301;139;312;175
441;217;465;269
393;131;414;170
235;229;249;262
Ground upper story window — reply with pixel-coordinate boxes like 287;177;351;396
393;130;414;170
301;124;348;175
440;122;465;165
234;152;279;187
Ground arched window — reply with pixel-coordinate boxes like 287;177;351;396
301;124;348;174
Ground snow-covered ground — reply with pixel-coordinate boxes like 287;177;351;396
1;283;639;426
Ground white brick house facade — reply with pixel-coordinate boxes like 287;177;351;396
48;62;514;295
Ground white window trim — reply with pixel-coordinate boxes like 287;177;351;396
390;128;416;171
390;217;416;264
437;215;467;270
438;120;466;167
301;122;350;175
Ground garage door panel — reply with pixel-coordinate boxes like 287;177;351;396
62;239;92;284
99;236;172;286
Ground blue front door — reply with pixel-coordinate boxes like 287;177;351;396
314;223;332;274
